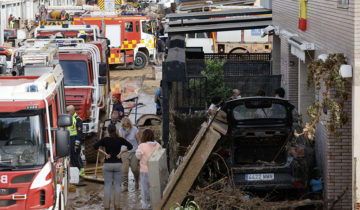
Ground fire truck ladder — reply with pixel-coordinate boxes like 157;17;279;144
34;25;101;41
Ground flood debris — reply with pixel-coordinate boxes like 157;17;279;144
191;177;323;210
158;112;228;210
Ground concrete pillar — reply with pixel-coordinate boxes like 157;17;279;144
298;54;314;123
148;148;169;210
353;59;360;208
271;35;281;75
0;25;4;46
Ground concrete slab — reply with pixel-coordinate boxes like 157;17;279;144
148;148;169;210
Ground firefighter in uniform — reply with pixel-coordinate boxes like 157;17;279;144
66;105;85;177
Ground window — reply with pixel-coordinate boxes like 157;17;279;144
141;21;152;34
136;21;139;32
187;33;195;38
338;0;349;8
125;22;133;32
233;102;287;120
59;60;90;86
0;112;47;167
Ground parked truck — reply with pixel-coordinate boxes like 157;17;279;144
185;29;272;54
11;36;110;163
73;11;156;69
0;45;72;209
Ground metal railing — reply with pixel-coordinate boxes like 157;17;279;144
174;76;207;112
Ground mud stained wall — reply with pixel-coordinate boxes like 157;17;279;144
167;82;207;171
173;112;207;147
168;82;178;171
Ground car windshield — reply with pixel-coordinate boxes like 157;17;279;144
233;100;287;120
0;113;46;169
60;60;89;86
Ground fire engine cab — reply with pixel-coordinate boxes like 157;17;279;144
73;11;156;69
0;44;71;209
12;37;111;162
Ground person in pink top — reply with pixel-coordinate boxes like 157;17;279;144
136;129;161;209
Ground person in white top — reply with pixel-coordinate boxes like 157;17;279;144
118;117;140;191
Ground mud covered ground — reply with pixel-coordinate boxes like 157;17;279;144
67;172;141;210
68;64;161;209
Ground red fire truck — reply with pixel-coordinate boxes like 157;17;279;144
0;48;71;209
11;37;110;162
73;11;156;69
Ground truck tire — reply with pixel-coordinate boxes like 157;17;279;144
134;51;148;69
84;134;98;163
84;111;107;163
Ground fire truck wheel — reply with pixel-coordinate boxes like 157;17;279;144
84;134;98;163
134;51;148;69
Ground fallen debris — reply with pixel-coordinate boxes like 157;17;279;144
158;114;227;210
191;177;323;210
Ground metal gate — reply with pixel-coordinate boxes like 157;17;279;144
174;76;207;112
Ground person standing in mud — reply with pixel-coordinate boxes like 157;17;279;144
94;124;133;210
136;129;161;209
66;105;85;177
101;111;122;138
154;80;163;115
118;117;140;192
112;92;125;120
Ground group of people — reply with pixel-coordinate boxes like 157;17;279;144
208;87;286;113
94;117;161;210
66;93;161;210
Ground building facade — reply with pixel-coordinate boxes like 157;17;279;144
0;0;76;27
272;0;358;209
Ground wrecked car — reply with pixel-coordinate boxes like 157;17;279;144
224;97;314;190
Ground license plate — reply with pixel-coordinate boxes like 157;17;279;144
245;173;274;181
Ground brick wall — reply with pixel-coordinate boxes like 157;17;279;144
324;84;353;209
279;35;353;209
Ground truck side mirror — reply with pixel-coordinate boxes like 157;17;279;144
58;114;72;127
99;76;107;85
56;129;70;158
99;62;107;76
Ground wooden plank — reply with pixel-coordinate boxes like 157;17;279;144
157;123;222;210
82;175;104;183
211;120;228;135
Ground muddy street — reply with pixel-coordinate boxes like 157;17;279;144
68;65;161;209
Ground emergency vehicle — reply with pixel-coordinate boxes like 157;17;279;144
0;45;71;209
11;37;110;162
34;25;101;41
73;11;156;69
38;5;100;25
0;46;14;74
185;29;272;54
